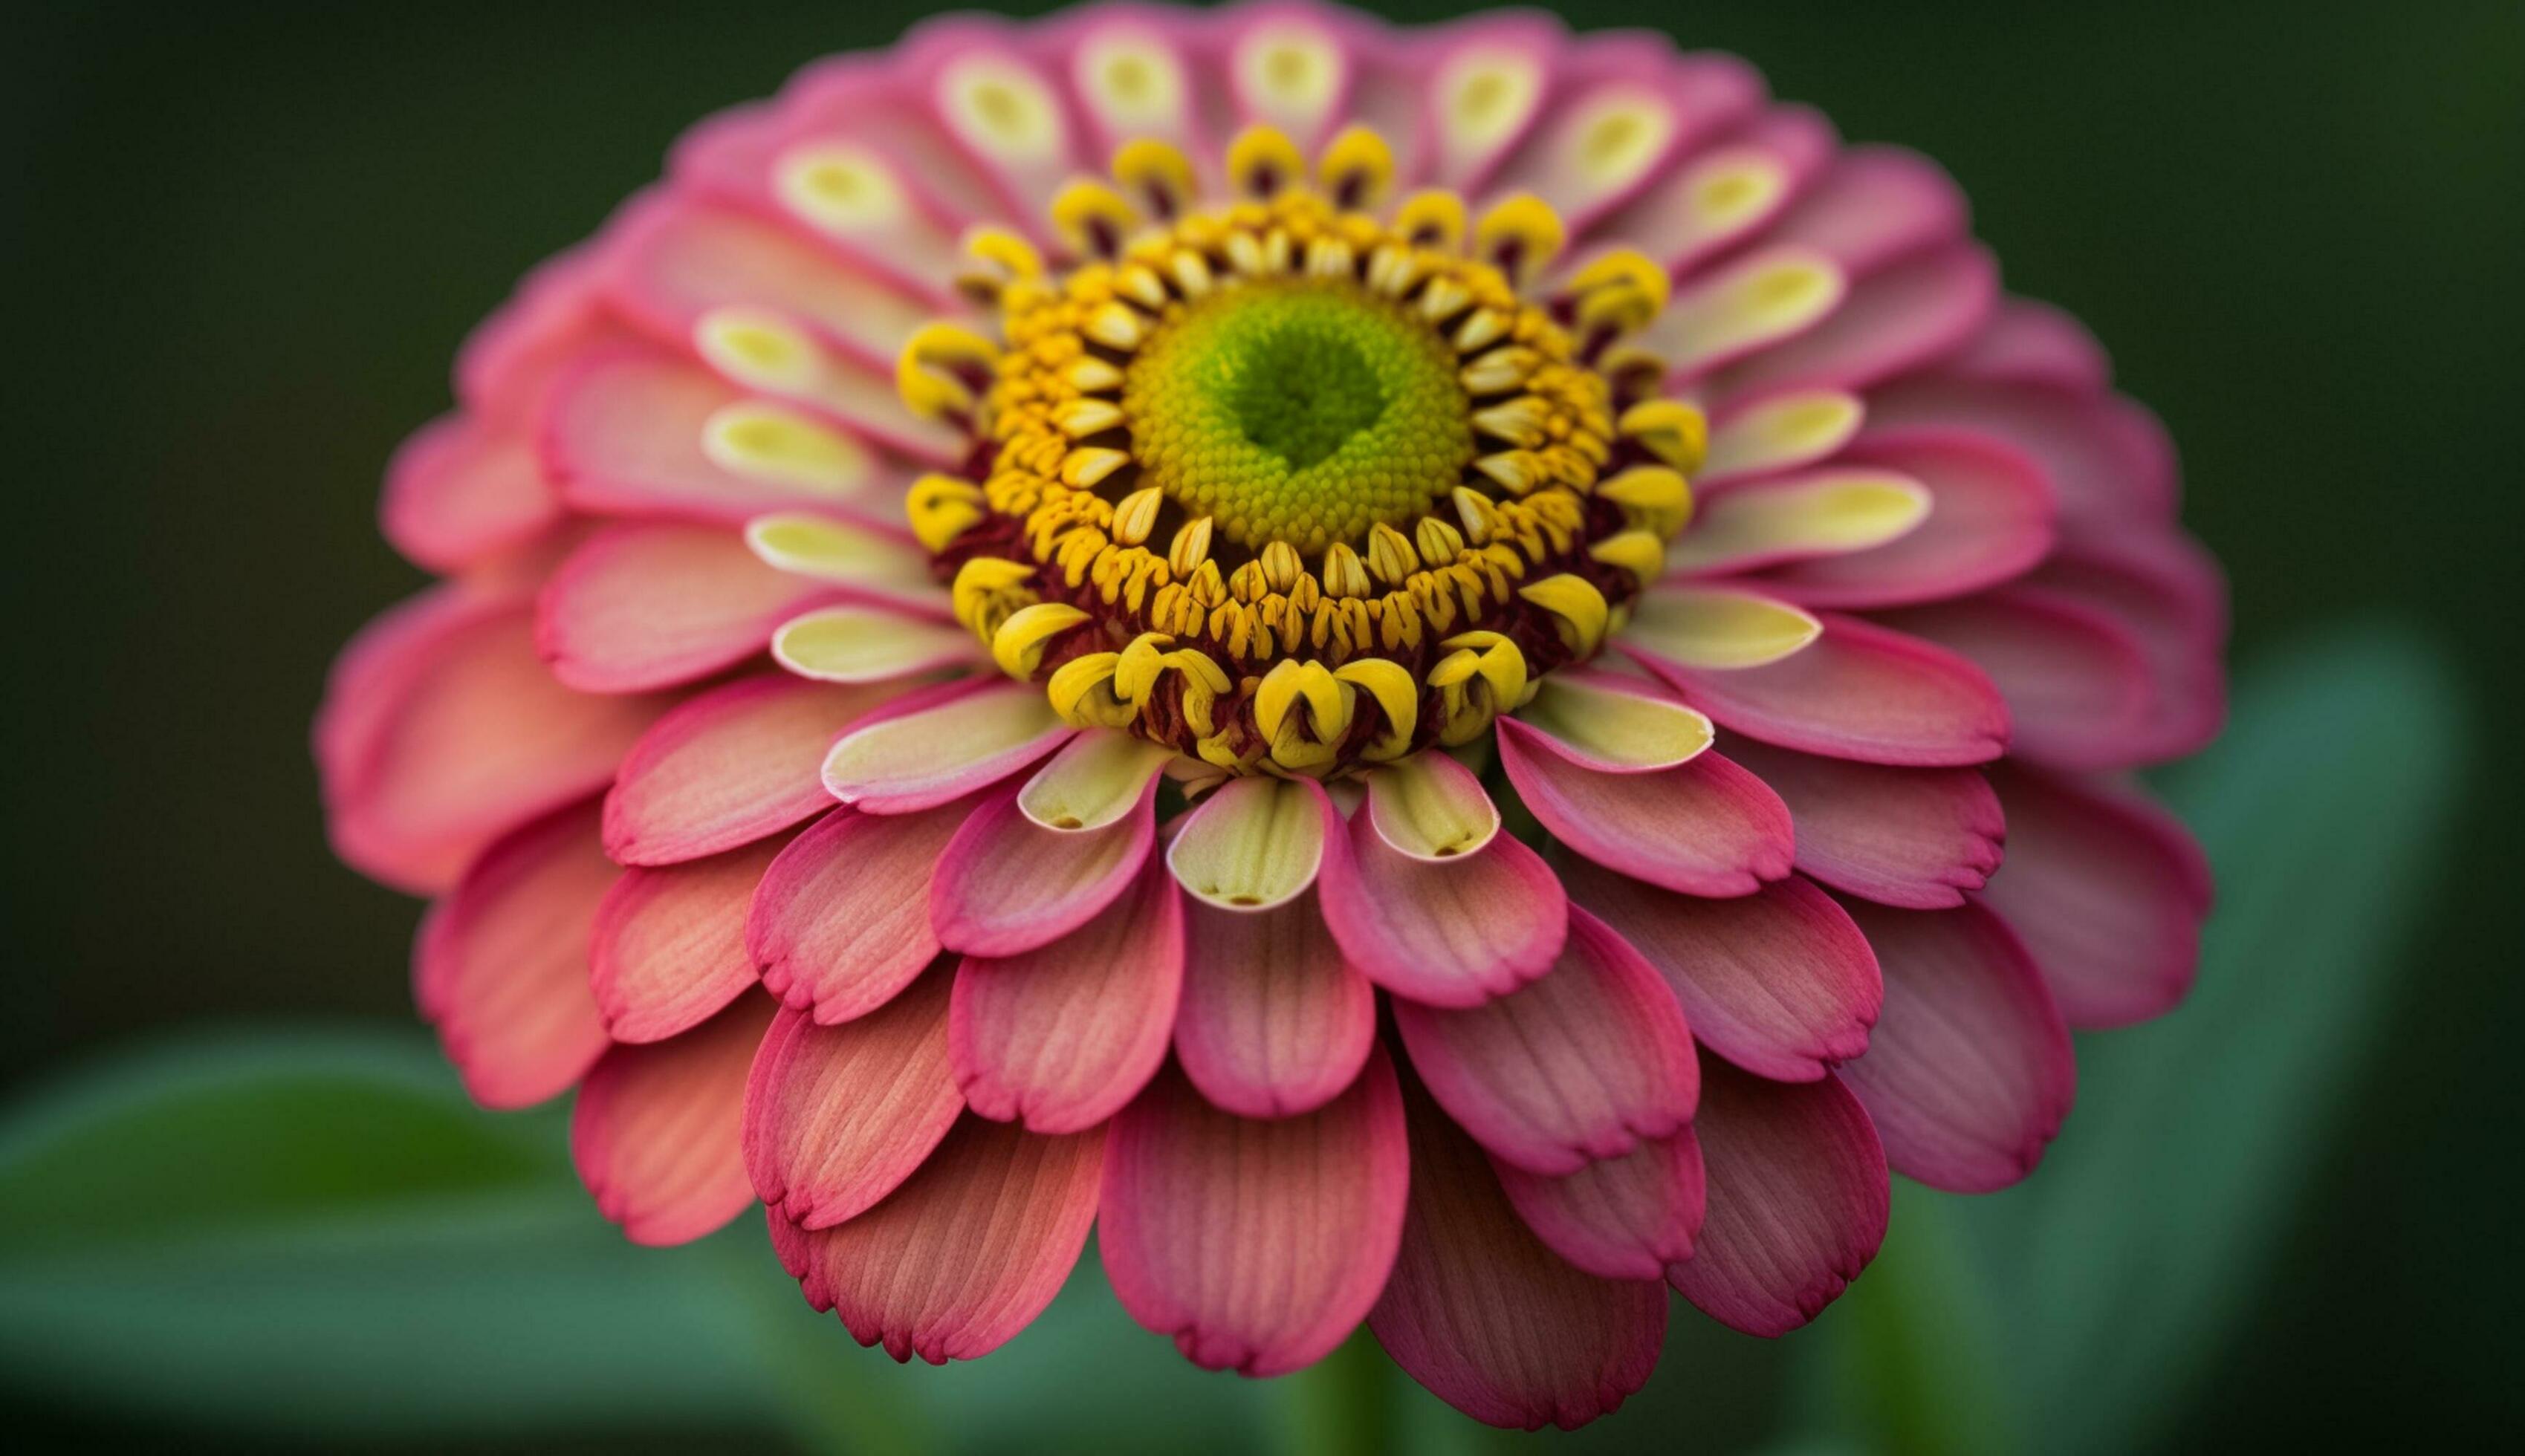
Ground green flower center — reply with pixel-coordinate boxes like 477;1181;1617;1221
1121;279;1474;556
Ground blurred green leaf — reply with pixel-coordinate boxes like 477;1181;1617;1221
1811;618;2467;1454
0;1028;782;1437
2002;620;2466;1450
0;1027;1273;1452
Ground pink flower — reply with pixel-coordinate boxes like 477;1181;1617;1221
317;1;2225;1430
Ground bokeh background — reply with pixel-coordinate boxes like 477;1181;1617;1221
4;1;2518;1450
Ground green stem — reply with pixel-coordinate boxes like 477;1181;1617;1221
1282;1329;1395;1456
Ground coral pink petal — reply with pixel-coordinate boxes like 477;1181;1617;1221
1754;429;2055;610
322;591;664;892
1943;298;2113;392
1101;1053;1409;1378
1722;736;2006;909
380;414;560;573
453;249;616;422
1173;890;1377;1119
948;854;1184;1134
1760;146;1968;278
1496;726;1793;897
1668;1059;1888;1336
1879;588;2154;771
1717;241;1995;395
1629;611;2009;768
1494;1128;1706;1281
1865;377;2177;534
571;991;777;1246
415;802;614;1109
929;779;1156;957
1833;898;2075;1192
537;522;843;694
1316;808;1568;1008
1982;764;2211;1028
542;344;892;526
769;1114;1105;1365
1559;857;1880;1083
604;674;893;866
1370;1075;1665;1431
1393;907;1698;1176
747;800;972;1024
590;834;790;1044
318;585;488;812
742;972;961;1229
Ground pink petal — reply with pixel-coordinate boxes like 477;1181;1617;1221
1628;611;2009;767
1722;735;2006;909
949;854;1184;1134
1496;726;1793;897
322;591;664;892
1668;1059;1887;1336
1214;4;1361;150
542;344;893;526
1717;241;1996;395
929;779;1157;957
1490;47;1763;231
380;414;560;573
747;800;972;1024
1494;1128;1705;1280
453;249;618;423
1864;377;2177;535
1760;146;1968;278
414;802;614;1108
666;100;965;308
1879;588;2154;771
1393;907;1698;1176
537;522;843;694
1941;298;2113;393
1041;4;1216;170
1409;12;1566;192
1594;116;1827;276
764;62;1002;235
1172;890;1375;1119
598;194;933;371
1370;1075;1666;1431
770;1114;1105;1364
742;971;961;1229
2029;532;2229;763
1751;429;2055;610
1316;808;1567;1008
590;833;789;1044
1101;1053;1409;1377
821;677;1073;815
603;673;892;867
571;991;777;1246
897;20;1086;224
1834;898;2075;1192
1559;857;1880;1083
1981;764;2211;1028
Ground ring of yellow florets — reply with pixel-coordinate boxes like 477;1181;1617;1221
896;126;1709;779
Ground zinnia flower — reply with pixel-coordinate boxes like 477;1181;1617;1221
317;1;2226;1430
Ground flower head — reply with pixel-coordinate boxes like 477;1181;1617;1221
320;1;2225;1430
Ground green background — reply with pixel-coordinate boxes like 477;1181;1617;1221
4;1;2518;1449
